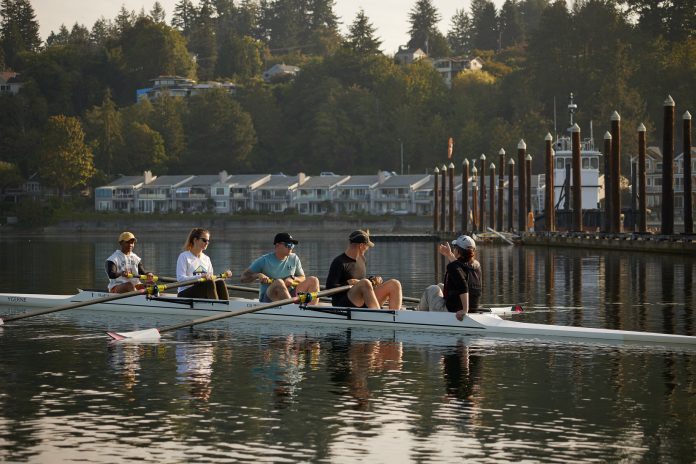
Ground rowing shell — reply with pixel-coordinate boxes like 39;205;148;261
0;291;694;346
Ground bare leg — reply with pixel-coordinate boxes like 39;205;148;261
374;279;402;309
295;276;320;305
345;279;380;308
267;280;292;301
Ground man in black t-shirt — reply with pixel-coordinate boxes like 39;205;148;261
325;230;403;309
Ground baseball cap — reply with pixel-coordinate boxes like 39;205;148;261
452;235;476;250
349;230;374;247
118;231;136;242
274;232;299;245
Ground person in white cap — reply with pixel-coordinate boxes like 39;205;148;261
105;231;153;293
325;229;402;309
416;234;482;320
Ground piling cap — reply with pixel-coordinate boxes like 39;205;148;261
638;123;646;132
526;154;532;161
684;111;692;120
545;133;553;141
472;166;478;173
449;162;455;169
508;158;515;165
518;139;526;150
604;131;612;140
611;111;621;121
664;95;675;106
441;164;447;171
463;159;469;166
490;162;495;170
434;166;440;173
498;148;506;155
479;154;486;161
571;123;580;133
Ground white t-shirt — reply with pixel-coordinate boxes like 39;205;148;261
106;250;142;291
176;250;214;294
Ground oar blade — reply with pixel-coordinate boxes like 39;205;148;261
107;328;161;341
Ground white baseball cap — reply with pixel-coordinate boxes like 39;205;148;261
452;235;476;250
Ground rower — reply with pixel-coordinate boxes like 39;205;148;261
105;231;154;294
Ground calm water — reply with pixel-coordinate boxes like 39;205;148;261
1;232;696;463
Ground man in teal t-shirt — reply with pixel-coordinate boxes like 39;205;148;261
240;232;320;304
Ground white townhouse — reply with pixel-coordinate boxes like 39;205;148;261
252;174;303;213
371;173;430;214
294;173;349;215
94;173;149;212
210;172;271;213
136;174;194;213
172;174;222;213
333;175;381;214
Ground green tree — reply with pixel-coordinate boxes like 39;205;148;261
84;88;123;176
407;0;449;57
344;9;382;55
498;0;523;48
148;93;186;169
183;89;256;173
171;0;197;36
188;1;217;79
38;115;96;195
447;9;473;55
470;0;499;50
121;121;168;173
0;160;23;191
0;0;41;68
149;2;167;24
216;33;263;79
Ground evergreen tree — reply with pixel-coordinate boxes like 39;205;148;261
46;25;70;47
407;0;441;54
447;9;472;55
189;0;217;79
344;9;382;55
171;0;197;36
470;0;499;50
149;2;167;24
0;0;41;68
305;0;341;55
84;88;123;176
114;6;137;34
498;0;523;48
519;0;549;39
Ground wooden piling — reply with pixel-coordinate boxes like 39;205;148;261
497;148;505;230
684;111;693;234
610;112;622;233
638;124;647;233
662;96;675;235
526;153;533;230
572;124;582;231
517;140;527;231
508;158;515;232
448;162;455;232
544;133;555;232
603;132;612;232
479;155;486;231
489;162;496;229
440;164;447;232
472;165;479;231
433;166;440;232
461;159;469;232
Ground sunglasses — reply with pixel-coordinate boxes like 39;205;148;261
198;237;210;243
284;242;295;249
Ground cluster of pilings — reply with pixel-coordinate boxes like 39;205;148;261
432;95;693;235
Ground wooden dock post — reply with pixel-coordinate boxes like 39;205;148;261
472;165;479;231
517;140;527;232
440;164;447;232
603;132;612;232
489;162;496;229
662;96;675;235
683;111;693;234
433;166;440;232
448;162;455;233
572;123;582;231
498;148;505;230
479;155;486;232
638;124;647;233
526;153;533;231
610;112;622;233
508;158;515;232
462;159;469;232
544;133;555;232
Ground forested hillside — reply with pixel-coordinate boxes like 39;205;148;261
1;0;695;194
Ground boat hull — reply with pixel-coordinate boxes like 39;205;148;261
1;291;695;346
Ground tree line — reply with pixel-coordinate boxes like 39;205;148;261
0;0;695;201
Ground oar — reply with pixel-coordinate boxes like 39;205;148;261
106;285;353;341
0;277;213;326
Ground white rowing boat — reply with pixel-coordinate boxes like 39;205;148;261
0;291;694;346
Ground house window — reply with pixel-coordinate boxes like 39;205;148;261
216;187;225;196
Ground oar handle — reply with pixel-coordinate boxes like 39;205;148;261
157;284;353;334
